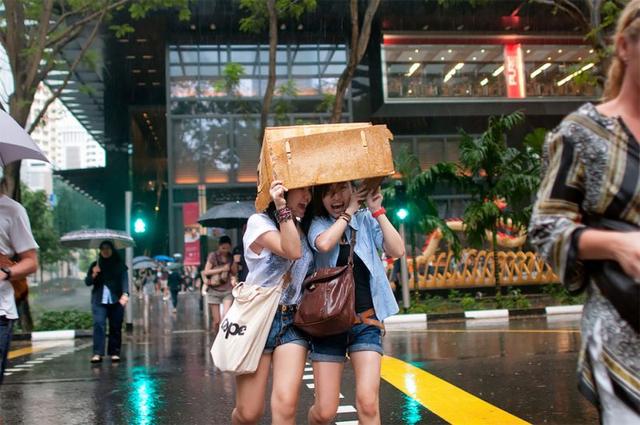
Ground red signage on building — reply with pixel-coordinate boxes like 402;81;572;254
503;43;526;99
183;202;201;266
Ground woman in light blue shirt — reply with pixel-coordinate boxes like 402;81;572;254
306;181;404;425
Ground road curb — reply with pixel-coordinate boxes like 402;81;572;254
385;305;584;325
12;330;92;341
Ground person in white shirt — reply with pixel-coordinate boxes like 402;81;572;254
0;193;38;384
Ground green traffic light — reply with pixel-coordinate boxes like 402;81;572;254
396;208;409;221
134;218;146;233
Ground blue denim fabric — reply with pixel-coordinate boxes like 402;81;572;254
0;316;14;384
263;308;309;353
309;320;383;363
92;303;124;356
308;211;400;321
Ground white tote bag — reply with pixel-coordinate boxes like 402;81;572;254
210;281;282;374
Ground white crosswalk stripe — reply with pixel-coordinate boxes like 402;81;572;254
336;405;357;414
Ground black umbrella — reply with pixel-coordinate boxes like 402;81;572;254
198;201;255;228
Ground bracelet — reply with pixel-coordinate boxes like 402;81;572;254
339;212;352;223
372;207;386;218
276;207;293;223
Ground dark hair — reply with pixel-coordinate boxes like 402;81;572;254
98;240;121;262
265;190;313;235
218;235;232;246
312;182;353;218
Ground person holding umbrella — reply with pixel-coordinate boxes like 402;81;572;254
85;240;130;363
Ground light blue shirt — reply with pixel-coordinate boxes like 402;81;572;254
308;210;399;321
101;285;114;304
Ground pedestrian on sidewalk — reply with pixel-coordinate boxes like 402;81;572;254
85;240;129;363
230;181;313;425
530;2;640;423
168;265;183;313
306;182;404;425
202;236;234;330
0;193;38;384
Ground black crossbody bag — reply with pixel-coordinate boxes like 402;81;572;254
584;216;640;332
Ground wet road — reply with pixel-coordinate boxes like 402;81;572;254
0;293;598;424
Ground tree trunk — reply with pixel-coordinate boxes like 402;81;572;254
259;0;278;144
330;0;380;123
330;0;359;123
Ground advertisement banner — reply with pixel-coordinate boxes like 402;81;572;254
503;43;526;99
183;202;201;266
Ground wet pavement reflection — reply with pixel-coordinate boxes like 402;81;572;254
0;293;598;424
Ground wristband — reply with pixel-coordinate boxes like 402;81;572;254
276;206;293;223
372;207;386;218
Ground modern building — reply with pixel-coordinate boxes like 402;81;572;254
54;0;599;255
21;84;106;195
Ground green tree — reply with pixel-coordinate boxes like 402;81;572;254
329;0;381;123
413;112;541;293
0;0;191;202
21;184;67;270
239;0;317;142
214;62;246;96
20;183;68;331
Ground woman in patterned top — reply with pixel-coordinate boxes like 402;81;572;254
529;2;640;423
231;180;313;425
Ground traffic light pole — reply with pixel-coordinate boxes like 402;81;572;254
399;222;410;311
125;191;133;332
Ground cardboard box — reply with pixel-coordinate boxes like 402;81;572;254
256;123;395;211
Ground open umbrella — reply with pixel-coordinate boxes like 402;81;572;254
153;255;175;263
132;260;158;270
198;201;255;228
0;109;49;166
133;255;154;264
60;229;135;250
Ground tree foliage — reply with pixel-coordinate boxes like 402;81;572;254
21;184;68;267
411;112;542;288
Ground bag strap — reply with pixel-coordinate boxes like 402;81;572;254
348;229;357;267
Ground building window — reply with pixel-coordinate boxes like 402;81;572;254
393;135;462;169
168;43;350;186
382;35;599;101
169;44;346;101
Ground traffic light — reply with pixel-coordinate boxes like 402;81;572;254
134;217;147;234
394;181;408;221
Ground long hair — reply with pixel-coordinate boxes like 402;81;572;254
312;182;353;219
264;190;314;235
602;0;640;101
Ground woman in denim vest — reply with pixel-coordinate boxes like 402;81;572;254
306;182;404;425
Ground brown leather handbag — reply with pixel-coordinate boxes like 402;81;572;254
0;254;28;302
294;230;357;337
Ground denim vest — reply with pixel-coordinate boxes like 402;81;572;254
308;211;399;321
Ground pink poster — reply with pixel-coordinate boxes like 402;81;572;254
503;43;526;99
183;202;201;266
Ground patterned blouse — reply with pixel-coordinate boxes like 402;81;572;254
529;103;639;414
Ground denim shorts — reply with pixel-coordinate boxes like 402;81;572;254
309;318;383;363
263;308;309;354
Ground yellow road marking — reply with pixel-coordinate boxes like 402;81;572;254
8;342;66;360
381;355;531;425
403;329;580;334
